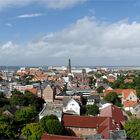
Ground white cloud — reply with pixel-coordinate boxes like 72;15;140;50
0;0;35;8
1;16;140;66
17;13;44;18
5;23;13;27
0;0;87;9
46;0;87;9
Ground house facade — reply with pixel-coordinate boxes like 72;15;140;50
63;97;80;115
122;89;138;111
86;95;100;105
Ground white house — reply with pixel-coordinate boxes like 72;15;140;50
63;97;80;115
122;89;138;111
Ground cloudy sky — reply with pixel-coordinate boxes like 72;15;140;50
1;0;140;66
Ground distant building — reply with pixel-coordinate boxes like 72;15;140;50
42;85;56;103
48;66;67;71
87;95;100;105
107;75;116;83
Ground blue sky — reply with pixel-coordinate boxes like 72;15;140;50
0;0;140;66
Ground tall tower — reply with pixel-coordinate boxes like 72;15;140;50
68;58;71;73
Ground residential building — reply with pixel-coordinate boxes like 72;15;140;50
86;95;100;105
104;89;138;111
100;103;125;126
62;115;126;139
63;97;80;115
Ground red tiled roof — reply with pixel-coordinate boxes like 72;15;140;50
98;118;110;138
62;115;112;139
100;104;125;124
104;89;136;99
25;88;38;94
122;89;136;99
124;79;133;83
62;114;125;139
63;115;107;128
41;133;84;140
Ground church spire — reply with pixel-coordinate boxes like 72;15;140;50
68;58;71;73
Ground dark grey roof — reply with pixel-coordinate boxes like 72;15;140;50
133;102;140;108
82;134;103;140
57;91;82;96
100;100;108;105
62;96;72;107
41;81;56;90
109;130;127;139
87;95;100;103
57;92;67;96
62;97;80;107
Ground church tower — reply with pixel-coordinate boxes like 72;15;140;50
68;58;71;73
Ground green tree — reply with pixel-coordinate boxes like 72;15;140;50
0;123;15;139
96;86;105;93
95;73;102;78
10;91;45;111
0;92;4;98
102;78;108;84
15;106;37;124
0;92;9;107
12;89;23;95
0;116;15;139
104;92;120;105
88;76;94;88
22;123;44;140
10;94;28;106
40;114;58;130
45;119;63;135
111;77;125;89
86;104;100;116
24;91;45;111
136;88;140;98
40;115;63;135
125;118;140;140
